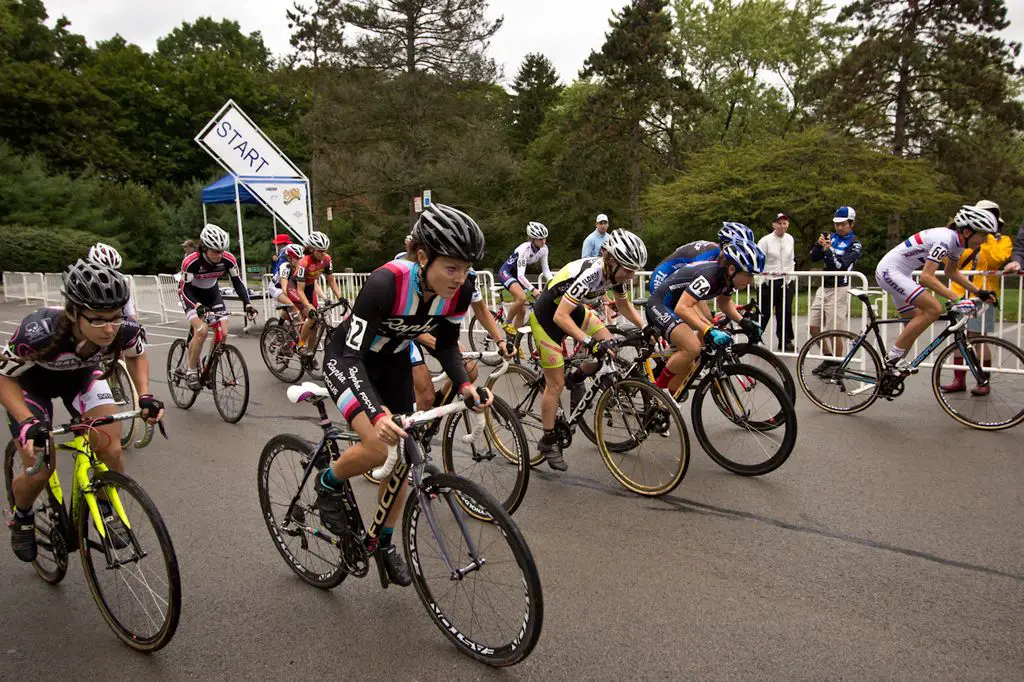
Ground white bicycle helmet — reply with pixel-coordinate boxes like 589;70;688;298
974;199;1004;227
200;223;230;251
306;231;330;250
526;221;549;240
87;242;122;270
954;205;999;234
602;228;648;270
282;243;304;259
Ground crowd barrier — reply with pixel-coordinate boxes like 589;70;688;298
4;267;1020;371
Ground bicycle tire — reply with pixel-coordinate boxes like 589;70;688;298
467;314;489;353
4;442;69;584
484;363;547;466
734;343;796;404
108;361;139;449
594;378;690;496
797;330;883;414
305;325;328;381
257;434;347;589
691;365;797;476
78;470;181;652
931;335;1024;431
166;339;198;409
440;396;529;516
404;473;543;666
212;344;250;423
261;324;304;383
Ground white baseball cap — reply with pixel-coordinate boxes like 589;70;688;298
596;213;609;223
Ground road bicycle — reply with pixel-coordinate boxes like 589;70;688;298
101;358;155;449
166;307;251;423
261;299;351;383
797;291;1024;430
3;411;180;651
467;286;537;357
487;335;691;496
256;384;543;666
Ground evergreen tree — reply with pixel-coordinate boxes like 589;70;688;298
508;53;562;152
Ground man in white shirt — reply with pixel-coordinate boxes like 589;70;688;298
757;212;797;351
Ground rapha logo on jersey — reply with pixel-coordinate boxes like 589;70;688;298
346;365;364;390
380;318;437;335
688;275;713;299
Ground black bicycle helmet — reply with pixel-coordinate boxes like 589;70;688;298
62;258;131;310
411;203;486;263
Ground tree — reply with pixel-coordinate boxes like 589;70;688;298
339;0;503;81
644;127;961;269
582;0;690;230
507;53;562;152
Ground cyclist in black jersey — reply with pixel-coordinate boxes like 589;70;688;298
647;239;765;394
1;260;165;561
317;204;492;585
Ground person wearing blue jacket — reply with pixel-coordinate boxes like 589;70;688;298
809;206;863;375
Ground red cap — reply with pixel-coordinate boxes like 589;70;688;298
272;234;293;245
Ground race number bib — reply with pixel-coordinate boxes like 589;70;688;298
566;273;598;303
0;347;29;377
346;315;368;350
927;244;949;262
687;275;713;299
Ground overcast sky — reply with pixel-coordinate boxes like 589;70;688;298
41;0;1024;85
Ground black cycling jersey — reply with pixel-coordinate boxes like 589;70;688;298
651;261;734;309
324;259;473;424
1;307;145;380
180;251;251;305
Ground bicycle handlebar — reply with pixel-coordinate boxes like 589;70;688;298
25;410;168;476
371;387;493;481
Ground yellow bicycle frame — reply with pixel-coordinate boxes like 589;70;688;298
52;435;131;540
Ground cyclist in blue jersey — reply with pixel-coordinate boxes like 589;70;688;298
498;222;553;337
318;203;491;586
647;239;765;394
647;222;755;295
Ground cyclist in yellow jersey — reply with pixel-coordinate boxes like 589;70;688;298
528;229;647;471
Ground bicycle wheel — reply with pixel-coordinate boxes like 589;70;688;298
734;343;796;403
594;378;690;496
467;314;495;353
484;364;548;466
404;473;543;666
212;345;250;423
257;434;347;588
4;442;69;584
692;365;797;476
166;339;198;409
108;361;140;449
797;330;882;414
932;335;1024;430
261;324;304;383
78;470;181;652
305;325;328;381
440;396;529;516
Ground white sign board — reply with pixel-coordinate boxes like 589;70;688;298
195;101;304;179
241;177;311;240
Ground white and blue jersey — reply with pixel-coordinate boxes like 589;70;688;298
499;242;552;291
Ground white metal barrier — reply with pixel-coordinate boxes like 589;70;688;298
43;273;63;305
130;275;168;322
157;274;181;320
24;272;45;302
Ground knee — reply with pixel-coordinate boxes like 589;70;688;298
546;374;565;392
97;445;124;470
192;325;208;340
466;361;479;382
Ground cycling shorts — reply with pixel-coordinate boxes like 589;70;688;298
528;305;604;370
180;283;226;321
7;368;115;437
498;265;530;292
645;300;686;341
302;284;319;308
875;265;925;314
323;351;414;425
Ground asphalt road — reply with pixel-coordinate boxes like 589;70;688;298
1;302;1022;680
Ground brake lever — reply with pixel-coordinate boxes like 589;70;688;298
158;421;168;439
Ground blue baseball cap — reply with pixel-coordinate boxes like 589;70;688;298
833;206;856;223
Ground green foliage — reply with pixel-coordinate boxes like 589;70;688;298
644;127;961;270
0;224;122;272
507;53;562;151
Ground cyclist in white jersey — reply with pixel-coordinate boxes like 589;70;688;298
875;205;1000;370
498;222;553;336
87;243;136;320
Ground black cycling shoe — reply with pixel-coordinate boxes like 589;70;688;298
381;544;413;586
97;500;131;550
538;439;567;471
9;513;37;562
314;473;349;536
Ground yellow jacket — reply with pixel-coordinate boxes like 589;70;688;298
951;234;1013;296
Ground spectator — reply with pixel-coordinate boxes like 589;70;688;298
582;213;610;258
1006;214;1024;273
757;212;796;351
809;206;863;374
941;199;1014;395
182;239;199;256
271;233;293;276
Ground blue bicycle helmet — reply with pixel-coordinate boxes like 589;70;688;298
718;222;755;245
722;239;765;274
